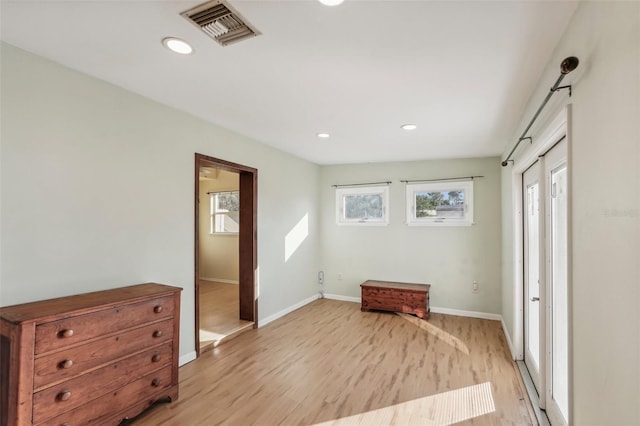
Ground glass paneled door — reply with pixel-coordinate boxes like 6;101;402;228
521;137;570;425
523;161;542;394
545;139;569;425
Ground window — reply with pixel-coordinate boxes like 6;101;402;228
405;180;473;226
210;191;239;234
336;185;389;226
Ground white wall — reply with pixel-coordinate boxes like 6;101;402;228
501;2;640;423
320;157;502;314
198;171;239;283
0;43;321;359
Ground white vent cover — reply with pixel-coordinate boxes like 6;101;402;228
181;0;261;47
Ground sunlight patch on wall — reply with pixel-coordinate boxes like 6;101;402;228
285;213;309;262
314;382;495;426
396;312;470;355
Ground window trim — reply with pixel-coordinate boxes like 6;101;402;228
209;190;240;235
335;185;390;226
405;180;474;227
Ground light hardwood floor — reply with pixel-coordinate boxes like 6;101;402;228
137;299;535;425
199;280;253;351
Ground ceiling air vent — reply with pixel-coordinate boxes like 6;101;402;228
181;0;261;47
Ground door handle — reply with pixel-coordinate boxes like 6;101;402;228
530;297;540;302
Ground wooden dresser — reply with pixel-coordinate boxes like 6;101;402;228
0;283;181;426
360;280;430;319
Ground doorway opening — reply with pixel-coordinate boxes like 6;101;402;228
195;154;257;356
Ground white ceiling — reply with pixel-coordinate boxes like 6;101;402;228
0;0;577;165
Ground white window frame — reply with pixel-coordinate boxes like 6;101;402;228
405;180;474;227
335;185;389;226
210;191;240;235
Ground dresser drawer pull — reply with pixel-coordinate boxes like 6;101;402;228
58;359;74;369
153;330;163;338
151;378;161;387
58;329;74;338
153;305;163;313
152;354;161;363
57;391;72;401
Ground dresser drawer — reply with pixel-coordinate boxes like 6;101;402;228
33;343;172;423
35;296;174;354
35;366;173;426
34;319;174;389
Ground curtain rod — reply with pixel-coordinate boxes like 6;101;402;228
502;56;579;167
400;176;484;184
206;190;238;195
331;181;391;188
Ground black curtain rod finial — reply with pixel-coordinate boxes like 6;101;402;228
560;56;579;74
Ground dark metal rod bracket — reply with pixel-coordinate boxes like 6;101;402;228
553;85;572;97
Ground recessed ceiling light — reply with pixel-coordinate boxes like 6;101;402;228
401;124;417;131
162;37;193;55
318;0;344;6
317;133;331;139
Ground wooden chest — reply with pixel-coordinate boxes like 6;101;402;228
0;283;181;426
360;280;430;319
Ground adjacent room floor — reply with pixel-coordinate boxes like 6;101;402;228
138;298;535;425
198;280;253;352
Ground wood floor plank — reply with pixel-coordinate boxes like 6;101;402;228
135;299;535;425
199;280;253;350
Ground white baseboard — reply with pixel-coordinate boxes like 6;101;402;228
429;306;502;321
200;277;239;284
501;318;517;360
179;351;197;366
324;293;361;303
259;293;321;328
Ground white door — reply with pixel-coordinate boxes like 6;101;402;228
544;139;569;425
523;161;542;394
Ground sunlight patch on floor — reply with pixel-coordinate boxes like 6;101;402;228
396;312;470;355
199;329;226;346
200;322;254;351
314;382;495;426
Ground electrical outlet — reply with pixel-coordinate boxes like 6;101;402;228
338;273;343;280
473;281;479;293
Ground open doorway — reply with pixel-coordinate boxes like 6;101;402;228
195;154;257;356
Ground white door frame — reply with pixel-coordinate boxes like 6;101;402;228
543;138;570;425
509;106;572;423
